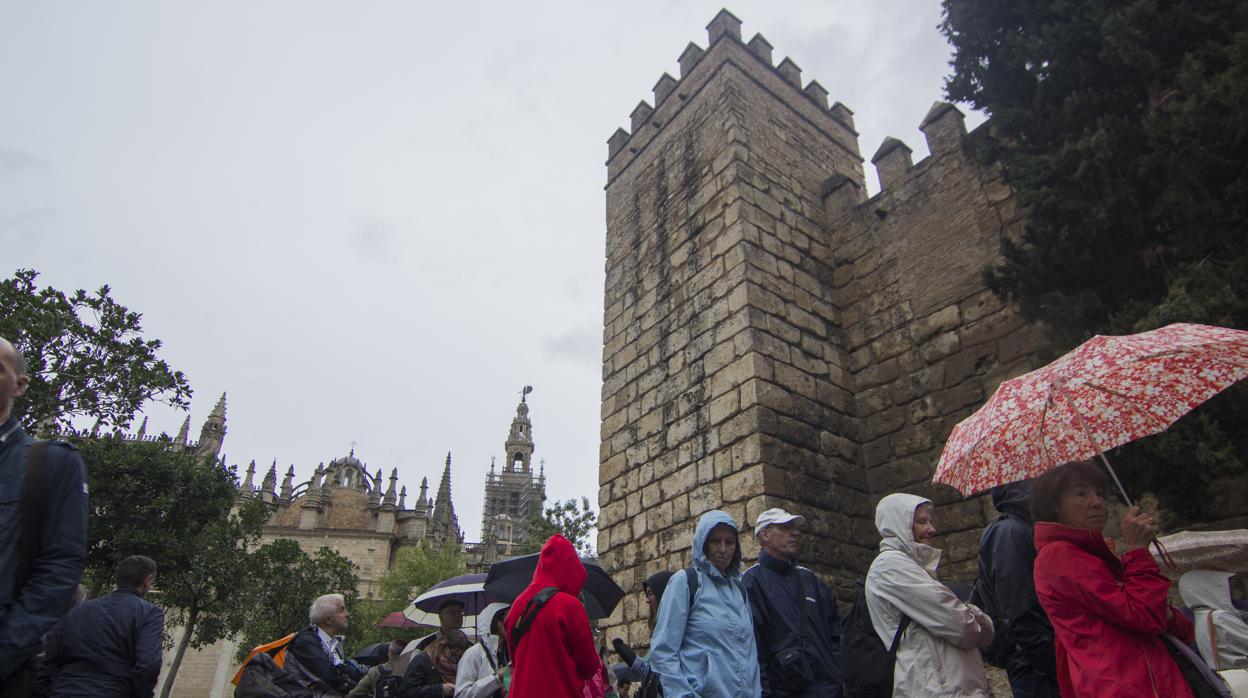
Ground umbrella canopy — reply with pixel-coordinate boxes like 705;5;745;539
402;573;488;622
934;323;1248;496
377;611;421;629
1151;529;1248;576
483;552;624;619
353;641;392;666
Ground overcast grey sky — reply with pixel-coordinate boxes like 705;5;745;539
1;1;981;543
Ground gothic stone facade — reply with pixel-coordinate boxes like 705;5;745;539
158;396;545;697
597;10;1046;646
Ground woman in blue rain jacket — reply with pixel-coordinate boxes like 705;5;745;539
648;510;761;698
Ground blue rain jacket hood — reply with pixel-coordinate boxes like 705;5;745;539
649;510;761;697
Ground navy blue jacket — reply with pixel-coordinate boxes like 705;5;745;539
742;550;843;698
288;624;363;695
48;587;164;697
0;419;88;680
975;482;1057;678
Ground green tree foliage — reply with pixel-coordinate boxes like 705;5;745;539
72;436;242;593
0;269;192;433
378;542;467;607
233;540;360;660
70;436;268;696
518;497;597;556
941;0;1248;520
158;498;269;698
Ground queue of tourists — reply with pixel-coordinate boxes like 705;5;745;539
229;469;1244;698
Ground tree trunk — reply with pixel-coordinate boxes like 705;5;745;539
159;604;197;698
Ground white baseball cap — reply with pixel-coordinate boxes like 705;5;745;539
754;508;806;536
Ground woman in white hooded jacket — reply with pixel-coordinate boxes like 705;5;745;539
866;493;994;698
454;602;510;698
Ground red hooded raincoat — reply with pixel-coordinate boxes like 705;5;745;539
1033;522;1194;698
503;535;599;698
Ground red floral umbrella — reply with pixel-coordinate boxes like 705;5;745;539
934;323;1248;497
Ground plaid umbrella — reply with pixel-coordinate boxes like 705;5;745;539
934;323;1248;498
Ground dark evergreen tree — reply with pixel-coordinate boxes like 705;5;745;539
941;0;1248;520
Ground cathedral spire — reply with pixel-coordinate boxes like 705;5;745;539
261;461;276;497
280;464;294;501
430;453;461;546
504;388;535;473
417;477;429;512
382;468;397;510
240;460;256;497
369;468;382;507
195;392;228;463
134;416;147;441
174;415;191;450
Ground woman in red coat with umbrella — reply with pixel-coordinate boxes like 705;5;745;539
1030;460;1195;697
503;535;600;698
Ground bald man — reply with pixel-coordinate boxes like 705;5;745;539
0;337;88;696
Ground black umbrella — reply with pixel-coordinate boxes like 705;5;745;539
484;553;625;619
352;641;391;667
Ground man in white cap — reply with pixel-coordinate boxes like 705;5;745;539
743;508;844;698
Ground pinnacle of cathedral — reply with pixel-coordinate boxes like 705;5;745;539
240;460;256;497
261;462;276;497
382;468;397;510
417;477;429;512
280;465;294;501
135;416;148;440
210;392;227;419
174;415;191;449
431;453;461;543
369;468;382;507
398;485;407;510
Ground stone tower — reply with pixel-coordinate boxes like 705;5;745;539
481;390;547;549
598;10;1042;646
194;393;227;462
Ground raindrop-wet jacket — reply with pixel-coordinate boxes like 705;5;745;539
649;510;761;698
456;601;510;698
865;493;993;697
502;535;599;698
1033;521;1195;698
974;483;1057;681
0;418;88;681
1181;570;1248;670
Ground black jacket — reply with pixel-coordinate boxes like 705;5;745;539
288;625;362;695
975;482;1057;678
397;653;447;698
0;419;88;681
48;588;164;697
742;550;843;697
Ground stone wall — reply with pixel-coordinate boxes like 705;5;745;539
599;11;1046;645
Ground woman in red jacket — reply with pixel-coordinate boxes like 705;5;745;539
1031;460;1194;698
503;535;600;698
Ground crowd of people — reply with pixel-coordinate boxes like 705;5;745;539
2;326;1246;698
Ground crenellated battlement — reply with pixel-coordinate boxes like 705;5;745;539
605;9;860;187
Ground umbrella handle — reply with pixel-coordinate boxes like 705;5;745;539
1151;537;1177;571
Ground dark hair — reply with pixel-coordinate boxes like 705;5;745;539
1030;460;1110;523
116;555;157;589
388;639;406;657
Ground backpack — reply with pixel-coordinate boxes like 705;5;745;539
841;587;910;698
682;566;747;606
373;665;402;698
235;652;315;698
967;576;1011;668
